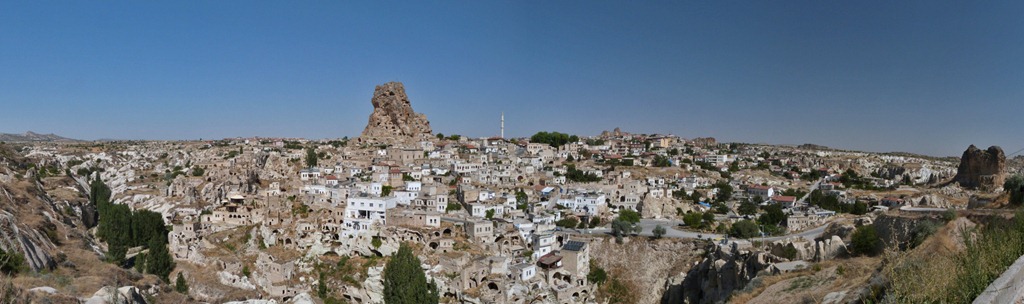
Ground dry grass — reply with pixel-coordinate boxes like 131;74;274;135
730;257;881;304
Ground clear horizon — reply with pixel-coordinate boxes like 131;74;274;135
2;1;1022;157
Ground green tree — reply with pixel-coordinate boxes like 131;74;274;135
191;167;205;176
758;204;787;227
1006;175;1024;205
383;243;439;304
617;209;641;224
652;225;666;239
485;209;496;219
436;133;444;140
101;203;134;265
131;209;168;247
652;155;671;167
702;211;716;224
516;189;529;210
850;224;882;256
714;182;733;202
381;185;393;197
683;212;703;228
738;200;758;216
146;237;175;282
305;147;318;168
610;219;642;243
729;220;759;239
134;252;147;273
851;202;869;215
175;272;189;294
589;216;602;228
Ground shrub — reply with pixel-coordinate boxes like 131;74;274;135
652;225;666;239
942;209;957;221
0;248;27;275
683;212;703;228
1006;175;1024;205
910;221;939;248
587;261;607;285
556;218;579;229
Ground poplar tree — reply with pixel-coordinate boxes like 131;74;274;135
383;243;439;304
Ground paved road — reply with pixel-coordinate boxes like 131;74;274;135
796;178;823;207
574;218;828;242
899;206;951;212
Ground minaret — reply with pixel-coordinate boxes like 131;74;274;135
501;112;505;139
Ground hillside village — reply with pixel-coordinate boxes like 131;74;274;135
0;83;1021;304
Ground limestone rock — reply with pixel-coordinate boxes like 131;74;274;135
953;145;1006;190
360;82;432;142
815;236;847;261
83;286;147;304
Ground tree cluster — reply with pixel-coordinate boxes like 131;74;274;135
807;190;868;215
565;165;601;183
530;131;579;148
93;178;175;281
652;155;671;167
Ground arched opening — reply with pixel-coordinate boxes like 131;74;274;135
487;282;498;290
429;242;439;250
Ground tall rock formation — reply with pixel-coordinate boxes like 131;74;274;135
360;82;432;142
953;145;1006;190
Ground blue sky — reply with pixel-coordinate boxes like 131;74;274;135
1;1;1022;157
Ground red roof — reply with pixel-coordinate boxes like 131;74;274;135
771;195;797;203
537;253;562;268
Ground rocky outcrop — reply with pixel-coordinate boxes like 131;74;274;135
768;235;847;262
0;207;57;272
360;82;432;142
680;242;783;304
953;145;1006;190
82;286;147;304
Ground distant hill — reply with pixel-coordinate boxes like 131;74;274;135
0;131;81;142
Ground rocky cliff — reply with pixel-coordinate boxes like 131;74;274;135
360;82;432;142
678;242;783;304
953;145;1006;190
